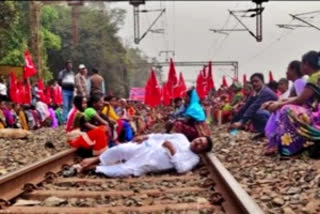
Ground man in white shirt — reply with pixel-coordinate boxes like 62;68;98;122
0;77;7;100
79;133;213;177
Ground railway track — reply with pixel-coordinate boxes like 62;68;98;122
0;148;264;214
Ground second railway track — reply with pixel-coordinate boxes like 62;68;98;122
0;149;264;214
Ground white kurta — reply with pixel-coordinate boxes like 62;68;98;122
96;133;200;177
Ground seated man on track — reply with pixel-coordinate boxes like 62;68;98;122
79;133;213;177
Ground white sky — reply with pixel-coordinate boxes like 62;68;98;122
108;1;320;87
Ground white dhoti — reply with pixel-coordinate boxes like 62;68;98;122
96;133;200;177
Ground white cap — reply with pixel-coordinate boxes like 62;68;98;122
79;64;86;69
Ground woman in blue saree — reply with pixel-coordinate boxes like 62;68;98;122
263;50;320;156
169;88;210;141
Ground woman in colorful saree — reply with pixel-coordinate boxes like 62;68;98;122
66;95;108;156
102;96;134;143
169;88;210;141
263;51;320;156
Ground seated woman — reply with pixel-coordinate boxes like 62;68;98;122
233;82;254;114
167;88;210;141
35;100;52;127
66;95;108;156
0;102;6;129
79;133;213;177
263;51;320;156
102;96;134;143
213;94;232;124
286;60;307;97
278;78;290;100
15;104;29;130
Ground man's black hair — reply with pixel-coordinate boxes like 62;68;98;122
250;73;264;83
205;136;213;153
173;97;183;104
267;80;278;92
104;95;114;102
92;68;99;74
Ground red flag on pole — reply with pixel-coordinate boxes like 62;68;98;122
196;71;207;100
222;75;228;87
162;82;171;106
207;61;214;92
44;86;52;105
24;50;37;79
52;83;63;106
16;81;24;104
38;78;45;103
144;69;161;108
168;58;178;86
243;74;247;84
9;72;17;103
24;81;32;105
167;58;179;98
177;72;187;97
269;71;274;83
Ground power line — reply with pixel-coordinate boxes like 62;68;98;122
142;4;160;56
243;19;295;66
213;2;252;58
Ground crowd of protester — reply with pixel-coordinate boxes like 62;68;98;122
203;50;320;158
1;50;319;176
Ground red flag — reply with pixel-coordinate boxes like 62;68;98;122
178;72;187;97
44;86;52;105
16;81;24;104
168;58;178;86
196;71;207;100
144;69;161;107
52;84;63;106
207;61;214;91
222;75;228;87
243;74;247;84
24;50;37;79
38;78;45;103
9;72;17;103
167;58;178;98
162;82;171;106
24;81;32;105
269;71;274;83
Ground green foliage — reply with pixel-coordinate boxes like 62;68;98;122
47;4;150;97
0;2;150;93
0;1;19;30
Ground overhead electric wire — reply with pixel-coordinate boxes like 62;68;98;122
143;4;160;57
213;2;253;58
243;19;295;66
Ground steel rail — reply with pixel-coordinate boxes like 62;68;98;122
202;153;264;214
0;148;76;204
0;148;264;214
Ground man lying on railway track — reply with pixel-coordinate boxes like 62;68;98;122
78;133;213;177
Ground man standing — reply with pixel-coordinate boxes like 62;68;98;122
88;68;105;96
75;64;89;98
58;60;75;122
